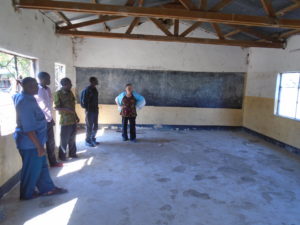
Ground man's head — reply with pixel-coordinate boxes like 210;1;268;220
125;83;133;94
22;77;39;95
89;77;98;87
37;72;50;86
60;78;72;91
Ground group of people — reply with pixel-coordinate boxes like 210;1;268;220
13;72;145;200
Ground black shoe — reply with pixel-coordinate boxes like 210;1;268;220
123;137;129;141
69;154;78;159
59;156;67;162
92;140;100;145
85;141;95;147
130;139;137;143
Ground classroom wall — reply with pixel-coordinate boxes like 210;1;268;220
73;21;248;127
0;1;74;188
244;35;300;149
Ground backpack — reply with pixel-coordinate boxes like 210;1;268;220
80;88;88;108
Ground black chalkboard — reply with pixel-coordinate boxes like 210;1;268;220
76;67;245;109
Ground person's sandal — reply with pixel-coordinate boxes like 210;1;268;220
42;187;68;197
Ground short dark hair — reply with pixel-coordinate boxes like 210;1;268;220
37;71;50;80
60;77;71;86
21;77;36;87
125;83;132;87
89;77;97;83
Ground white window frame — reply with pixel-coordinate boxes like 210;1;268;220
274;72;300;121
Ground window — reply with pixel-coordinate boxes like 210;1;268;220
0;50;36;135
275;72;300;120
55;63;66;90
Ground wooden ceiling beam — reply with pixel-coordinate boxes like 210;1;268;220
179;0;235;37
210;0;234;12
174;19;179;36
58;15;124;30
126;17;140;34
276;2;300;16
260;0;276;17
199;0;207;10
56;30;284;48
149;18;173;36
211;23;225;39
228;25;280;42
177;0;197;10
16;0;300;29
56;11;72;26
224;29;240;38
179;22;202;37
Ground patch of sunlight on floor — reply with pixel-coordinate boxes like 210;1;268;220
57;159;88;178
24;198;78;225
87;156;94;166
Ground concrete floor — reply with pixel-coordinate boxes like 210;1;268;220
1;128;300;225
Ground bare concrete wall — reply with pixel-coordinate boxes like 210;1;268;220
244;35;300;149
0;1;74;187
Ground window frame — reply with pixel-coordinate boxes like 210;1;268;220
274;72;300;121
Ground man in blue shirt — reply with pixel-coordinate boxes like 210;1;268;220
13;77;67;200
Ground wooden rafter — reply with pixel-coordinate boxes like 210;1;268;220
149;18;173;36
177;0;197;10
174;19;179;36
180;22;202;37
228;25;279;42
126;17;140;34
58;16;124;30
210;0;234;11
211;23;224;39
225;1;300;42
56;30;284;48
179;0;234;37
56;11;72;26
276;2;300;16
125;0;144;35
199;0;207;10
224;29;240;38
16;0;300;29
260;0;276;17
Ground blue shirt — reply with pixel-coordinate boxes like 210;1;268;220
13;92;47;150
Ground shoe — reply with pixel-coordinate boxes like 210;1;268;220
50;162;64;168
92;140;100;145
69;154;78;159
59;156;67;162
85;141;95;147
123;137;129;141
130;139;137;143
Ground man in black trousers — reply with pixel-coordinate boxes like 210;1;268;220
80;77;99;147
35;72;63;167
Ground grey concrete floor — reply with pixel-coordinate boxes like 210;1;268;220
1;129;300;225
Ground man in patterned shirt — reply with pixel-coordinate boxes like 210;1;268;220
54;78;79;161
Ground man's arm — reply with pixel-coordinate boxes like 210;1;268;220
53;91;75;113
27;131;45;157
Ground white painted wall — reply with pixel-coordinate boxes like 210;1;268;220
0;0;74;187
74;22;248;73
246;35;300;99
0;0;74;89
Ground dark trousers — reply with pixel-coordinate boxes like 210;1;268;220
122;117;136;140
18;148;55;199
85;111;98;142
46;121;58;166
59;124;77;159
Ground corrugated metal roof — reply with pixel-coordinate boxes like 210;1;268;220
41;0;300;41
